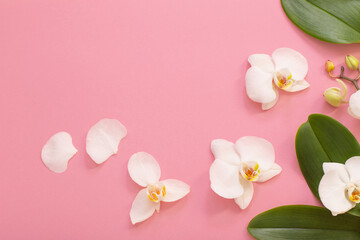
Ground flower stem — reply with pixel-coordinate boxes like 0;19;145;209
339;66;360;90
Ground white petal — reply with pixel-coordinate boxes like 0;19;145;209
319;170;355;216
323;162;349;183
86;118;127;164
154;203;160;213
272;48;308;81
256;163;282;182
128;152;161;187
41;132;77;173
235;136;275;170
234;176;254;209
209;159;244;199
285;80;310;92
160;179;190;202
262;84;279;110
345;156;360;183
211;139;241;165
348;107;360;119
248;54;274;73
349;91;360;119
130;189;158;224
245;66;277;104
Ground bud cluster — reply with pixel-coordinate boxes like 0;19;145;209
324;55;360;110
325;55;360;76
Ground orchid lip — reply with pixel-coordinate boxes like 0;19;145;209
240;161;261;181
275;70;294;90
147;183;166;203
346;183;360;203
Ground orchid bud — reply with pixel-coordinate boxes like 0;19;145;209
324;88;343;107
345;55;359;70
325;60;335;73
323;79;348;107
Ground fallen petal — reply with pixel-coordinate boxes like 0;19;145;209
161;179;190;202
41;132;77;173
128;152;161;187
86;118;127;164
130;189;158;224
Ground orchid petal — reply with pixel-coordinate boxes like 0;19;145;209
128;152;161;187
348;107;360;119
234;176;254;209
261;84;279;110
160;179;190;202
272;48;308;81
348;91;360;119
256;163;282;182
248;54;274;73
211;139;241;165
323;162;349;183
345;156;360;183
86;118;127;164
41;132;77;173
209;159;243;199
245;66;277;104
319;170;355;216
130;189;158;224
235;136;275;170
285;80;310;92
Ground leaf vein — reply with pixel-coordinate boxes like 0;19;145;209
305;0;360;34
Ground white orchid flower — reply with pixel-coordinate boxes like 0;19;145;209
319;157;360;216
245;48;309;110
209;137;281;209
128;152;190;224
348;90;360;119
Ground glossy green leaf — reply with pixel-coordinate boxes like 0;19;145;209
248;205;360;240
281;0;360;44
295;114;360;216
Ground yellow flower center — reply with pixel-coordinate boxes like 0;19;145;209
347;185;360;203
275;71;294;90
240;161;261;181
147;184;166;202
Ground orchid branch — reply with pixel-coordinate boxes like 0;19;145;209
337;66;360;90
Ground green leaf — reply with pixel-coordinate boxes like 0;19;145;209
281;0;360;44
248;205;360;240
295;114;360;216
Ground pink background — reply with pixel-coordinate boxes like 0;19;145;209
1;0;360;239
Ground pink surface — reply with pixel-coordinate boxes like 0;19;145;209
1;0;360;239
